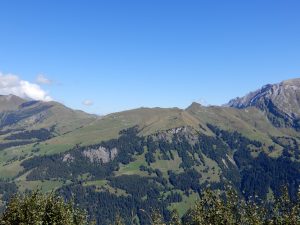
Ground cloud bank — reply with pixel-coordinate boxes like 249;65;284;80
0;73;52;101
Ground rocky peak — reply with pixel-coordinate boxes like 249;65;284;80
227;79;300;114
226;78;300;129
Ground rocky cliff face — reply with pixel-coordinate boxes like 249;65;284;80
226;78;300;129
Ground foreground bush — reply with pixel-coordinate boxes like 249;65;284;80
150;187;300;225
0;191;88;225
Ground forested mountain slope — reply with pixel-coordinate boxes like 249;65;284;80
0;78;300;224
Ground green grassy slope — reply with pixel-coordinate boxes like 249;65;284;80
1;101;296;181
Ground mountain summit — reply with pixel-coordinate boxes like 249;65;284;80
0;95;97;148
226;78;300;129
0;94;26;112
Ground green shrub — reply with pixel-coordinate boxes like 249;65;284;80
0;191;88;225
152;187;300;225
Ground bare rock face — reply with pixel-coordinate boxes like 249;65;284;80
62;153;75;162
153;126;198;145
226;78;300;129
83;146;118;164
226;79;300;116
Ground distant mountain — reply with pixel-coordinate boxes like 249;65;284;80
0;95;97;131
226;78;300;129
0;79;300;224
0;94;26;112
0;95;97;151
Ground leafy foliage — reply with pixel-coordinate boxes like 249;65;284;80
0;191;88;225
154;187;300;225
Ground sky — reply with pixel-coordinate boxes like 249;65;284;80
0;0;300;115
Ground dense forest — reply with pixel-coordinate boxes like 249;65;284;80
3;124;297;224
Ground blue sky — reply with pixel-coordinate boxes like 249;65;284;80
0;0;299;114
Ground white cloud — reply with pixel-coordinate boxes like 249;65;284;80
0;73;52;101
36;74;53;85
82;99;94;106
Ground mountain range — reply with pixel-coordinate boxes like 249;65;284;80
0;78;300;224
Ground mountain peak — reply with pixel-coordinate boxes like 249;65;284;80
226;78;300;108
0;94;24;101
0;94;26;112
281;78;300;85
226;78;300;129
186;102;202;109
